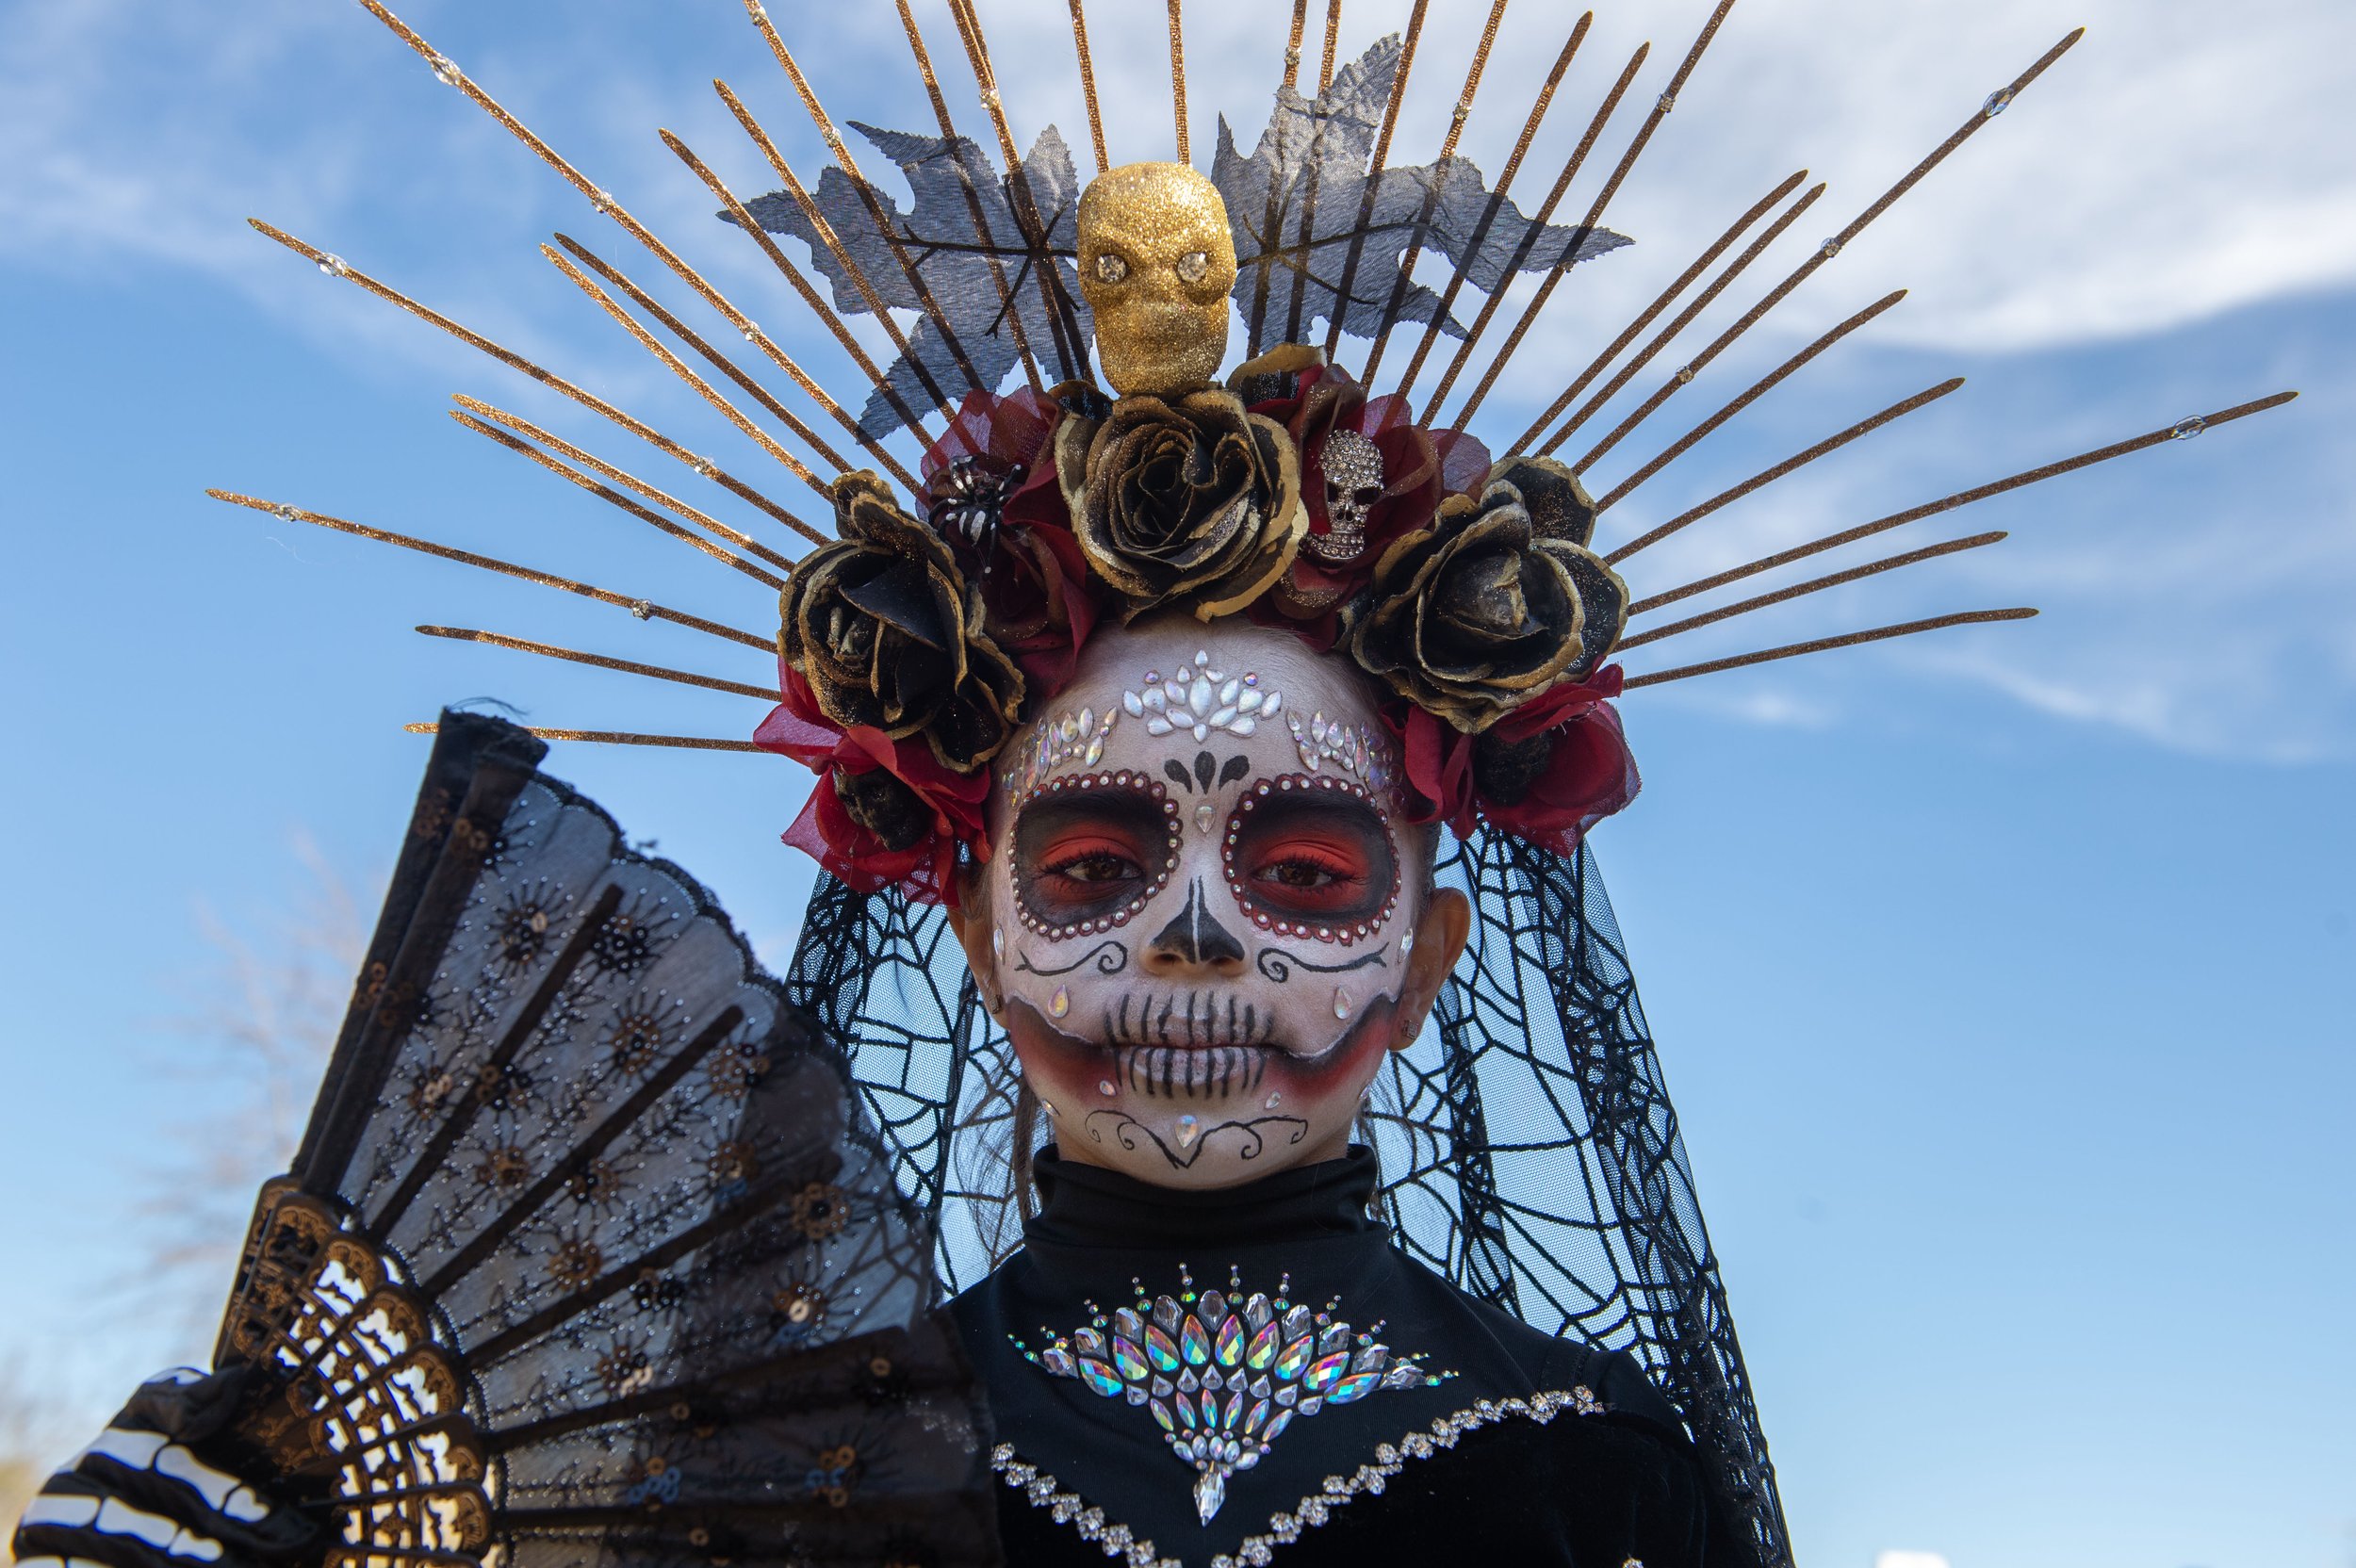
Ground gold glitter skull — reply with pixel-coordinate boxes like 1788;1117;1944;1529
1076;162;1236;397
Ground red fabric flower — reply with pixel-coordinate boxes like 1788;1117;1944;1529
755;662;990;906
1383;665;1638;854
922;386;1101;699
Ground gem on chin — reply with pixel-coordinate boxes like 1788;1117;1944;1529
1099;1078;1118;1096
1264;1091;1282;1109
1175;1114;1199;1148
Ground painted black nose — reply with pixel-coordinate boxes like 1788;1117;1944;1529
1147;880;1247;969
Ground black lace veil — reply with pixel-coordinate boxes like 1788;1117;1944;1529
780;831;1790;1564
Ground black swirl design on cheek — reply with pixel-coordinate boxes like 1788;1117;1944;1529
1079;1110;1309;1168
1014;939;1130;978
1255;945;1388;983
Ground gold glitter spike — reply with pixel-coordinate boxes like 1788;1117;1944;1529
1449;0;1742;429
1388;10;1592;393
1068;0;1110;173
1594;288;1910;510
1357;0;1513;384
1616;532;2006;652
1319;0;1344;96
250;220;826;548
1548;29;2089;464
415;627;778;702
548;234;859;486
452;395;798;574
710;82;955;409
1624;608;2037;688
1282;0;1310;92
1167;0;1190;162
1542;178;1824;462
1418;40;1648;421
402;722;764;753
1630;392;2299;616
941;0;1089;382
351;1;913;492
541;242;829;494
660;131;939;471
206;490;773;653
1320;0;1432;357
1606;379;1963;565
450;410;787;590
888;0;1049;391
744;11;992;396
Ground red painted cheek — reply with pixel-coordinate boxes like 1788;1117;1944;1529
1260;996;1398;1106
1000;1001;1112;1105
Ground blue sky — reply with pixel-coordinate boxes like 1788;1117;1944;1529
2;2;2350;1565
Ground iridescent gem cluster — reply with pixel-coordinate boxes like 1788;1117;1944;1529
1006;704;1122;811
1221;776;1401;944
1121;649;1284;742
1015;1273;1443;1526
1012;772;1181;941
1284;710;1398;799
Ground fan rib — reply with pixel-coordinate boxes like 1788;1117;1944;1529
450;396;799;575
1390;13;1594;398
1320;0;1432;357
249;220;825;547
1616;531;2006;652
415;628;777;704
744;12;994;397
1630;391;2299;615
1624;608;2037;688
415;1006;749;1298
662;138;938;473
1418;41;1648;423
368;885;629;1238
1593;287;1910;511
1509;170;1808;457
351;1;914;493
1451;0;1743;429
712;84;959;408
449;414;786;590
1168;0;1191;162
206;490;774;654
1549;29;2089;468
889;0;1050;392
1357;0;1514;385
1605;378;1963;565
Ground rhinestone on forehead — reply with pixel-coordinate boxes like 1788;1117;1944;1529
1121;650;1283;743
1010;772;1184;942
1006;704;1121;812
1285;711;1399;801
1220;775;1403;945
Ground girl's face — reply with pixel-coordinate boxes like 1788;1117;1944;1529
952;616;1467;1190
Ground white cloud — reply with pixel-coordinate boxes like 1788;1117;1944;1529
1873;1553;1952;1568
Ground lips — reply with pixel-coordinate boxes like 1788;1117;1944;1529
1001;993;1399;1090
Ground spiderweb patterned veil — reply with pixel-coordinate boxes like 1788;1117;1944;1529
778;830;1786;1564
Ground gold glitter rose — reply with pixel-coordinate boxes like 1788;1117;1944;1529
1055;387;1306;621
777;472;1024;771
1349;476;1628;733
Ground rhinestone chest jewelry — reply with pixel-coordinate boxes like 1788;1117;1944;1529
1013;1270;1448;1525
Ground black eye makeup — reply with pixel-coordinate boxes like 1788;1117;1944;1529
1220;776;1400;943
1011;773;1182;940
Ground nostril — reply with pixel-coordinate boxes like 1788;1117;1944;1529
1147;879;1246;969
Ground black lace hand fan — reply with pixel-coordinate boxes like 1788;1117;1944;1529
207;711;999;1568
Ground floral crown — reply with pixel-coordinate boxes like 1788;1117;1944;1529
755;163;1637;906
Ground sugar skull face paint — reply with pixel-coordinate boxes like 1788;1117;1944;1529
963;615;1448;1190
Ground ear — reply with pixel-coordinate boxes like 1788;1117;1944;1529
1388;887;1470;1052
942;868;1003;1018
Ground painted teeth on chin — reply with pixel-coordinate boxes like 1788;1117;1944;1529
1109;1044;1270;1099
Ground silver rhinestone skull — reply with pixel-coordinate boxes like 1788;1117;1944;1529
1305;429;1384;564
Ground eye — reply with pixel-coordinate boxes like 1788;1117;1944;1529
1094;252;1130;284
1174;250;1210;285
1012;781;1180;936
1222;782;1399;932
1040;836;1145;887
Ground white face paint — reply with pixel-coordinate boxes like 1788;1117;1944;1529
976;615;1424;1189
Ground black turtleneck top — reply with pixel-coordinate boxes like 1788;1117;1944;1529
951;1147;1751;1567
